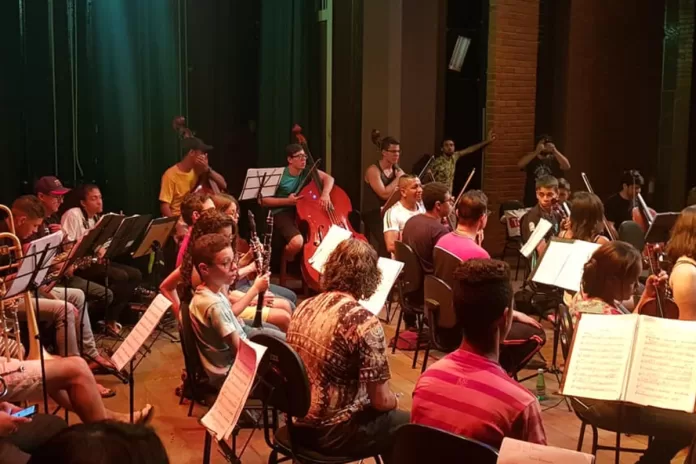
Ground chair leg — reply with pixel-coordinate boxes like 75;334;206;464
392;309;404;355
203;431;212;464
615;433;621;464
591;425;599;456
187;395;195;417
412;315;423;369
421;340;431;373
577;421;586;451
515;252;522;280
280;254;288;288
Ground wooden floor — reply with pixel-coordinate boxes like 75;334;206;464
78;298;686;464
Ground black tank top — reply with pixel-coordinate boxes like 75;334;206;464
363;162;396;214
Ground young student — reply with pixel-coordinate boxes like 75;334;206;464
603;169;644;230
411;259;546;449
188;233;279;388
382;175;424;256
666;206;696;321
176;192;215;267
520;175;562;261
557;178;571;204
518;135;570;207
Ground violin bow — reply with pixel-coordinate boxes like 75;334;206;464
581;172;617;241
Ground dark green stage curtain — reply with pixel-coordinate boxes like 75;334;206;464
258;0;321;167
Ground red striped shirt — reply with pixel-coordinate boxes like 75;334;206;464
411;349;547;449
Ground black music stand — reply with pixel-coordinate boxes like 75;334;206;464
239;168;284;202
644;212;680;244
131;216;178;342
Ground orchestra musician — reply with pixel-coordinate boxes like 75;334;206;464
432;130;496;191
603;169;644;231
61;184;143;335
159;136;226;218
382;175;424;256
557;178;571;204
520;175;561;260
666;206;696;320
570;241;696;463
260;144;335;264
557;192;610;245
363;136;404;256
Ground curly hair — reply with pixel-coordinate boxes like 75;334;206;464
212;193;239;214
569;191;605;241
582;241;642;298
180;192;211;226
180;209;237;293
320;239;381;300
666;206;696;263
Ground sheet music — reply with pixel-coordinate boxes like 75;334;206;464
201;339;267;441
4;231;64;299
553;240;601;292
239;167;285;200
520;218;552;258
562;314;637;401
111;294;171;371
499;438;594;464
359;258;404;315
308;225;353;273
531;240;574;287
626;316;696;412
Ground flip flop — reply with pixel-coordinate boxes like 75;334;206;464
135;404;155;425
97;384;116;399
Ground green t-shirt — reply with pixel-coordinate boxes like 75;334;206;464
272;166;309;214
430;153;461;191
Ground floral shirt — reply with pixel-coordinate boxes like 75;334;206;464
569;293;624;326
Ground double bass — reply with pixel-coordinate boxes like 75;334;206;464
292;125;367;291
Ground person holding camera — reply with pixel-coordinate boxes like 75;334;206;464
518;135;571;207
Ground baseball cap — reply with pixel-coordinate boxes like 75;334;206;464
35;176;71;195
181;137;213;154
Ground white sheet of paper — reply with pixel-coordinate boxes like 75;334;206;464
531;240;574;287
553;240;601;292
111;294;171;371
562;314;637;401
308;225;353;273
359;258;404;315
5;231;64;299
499;437;594;464
520;218;552;258
239;167;286;200
201;339;267;441
626;316;696;412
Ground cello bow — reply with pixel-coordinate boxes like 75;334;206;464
581;172;617;241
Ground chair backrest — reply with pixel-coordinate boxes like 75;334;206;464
394;241;423;295
424;275;456;329
391;424;498;464
618;220;645;252
433;246;462;290
179;299;208;387
249;333;311;419
558;304;574;361
498;200;524;220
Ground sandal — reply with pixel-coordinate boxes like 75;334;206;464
97;383;116;399
104;322;123;337
134;404;155;425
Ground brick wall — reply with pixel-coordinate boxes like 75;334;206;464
484;0;541;256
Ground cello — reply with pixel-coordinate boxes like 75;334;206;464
292;125;367;291
631;193;657;233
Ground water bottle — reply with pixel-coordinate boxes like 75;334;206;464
535;368;546;401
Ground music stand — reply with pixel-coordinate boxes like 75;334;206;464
239;168;284;202
645;212;680;244
105;215;152;259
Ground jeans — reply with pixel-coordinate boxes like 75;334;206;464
75;262;141;323
17;297;79;357
294;408;409;463
0;413;67;463
235;279;297;310
46;287;99;359
63;275;114;308
577;399;696;463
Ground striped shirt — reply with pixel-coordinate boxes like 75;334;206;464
411;349;546;449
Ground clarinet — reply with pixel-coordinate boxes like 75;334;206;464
248;212;274;328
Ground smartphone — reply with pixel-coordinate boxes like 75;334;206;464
12;405;37;418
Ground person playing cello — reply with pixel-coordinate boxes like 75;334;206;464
260;144;335;264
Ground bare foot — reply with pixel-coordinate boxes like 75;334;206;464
107;404;154;425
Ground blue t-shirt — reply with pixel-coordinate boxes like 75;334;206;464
272;167;309;214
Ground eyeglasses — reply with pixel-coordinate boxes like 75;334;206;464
292;154;308;160
385;149;401;153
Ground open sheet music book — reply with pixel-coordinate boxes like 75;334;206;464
202;339;267;441
5;231;64;299
308;225;353;273
520;218;553;258
530;238;600;292
498;438;594;463
561;313;696;412
359;257;404;315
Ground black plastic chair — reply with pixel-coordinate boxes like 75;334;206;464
251;333;382;464
618;220;645;252
433;246;462;290
390;424;498;464
499;200;526;279
558;305;651;463
422;275;460;373
393;241;426;369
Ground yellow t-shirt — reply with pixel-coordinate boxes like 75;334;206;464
159;165;198;216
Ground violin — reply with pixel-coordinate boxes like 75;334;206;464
636;243;679;319
172;116;223;195
292;125;367;291
631;193;657;233
447;168;476;231
581;172;617;241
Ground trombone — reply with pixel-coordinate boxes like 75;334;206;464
0;204;44;363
